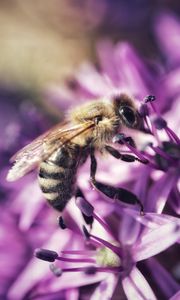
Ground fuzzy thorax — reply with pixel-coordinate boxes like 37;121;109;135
69;99;120;148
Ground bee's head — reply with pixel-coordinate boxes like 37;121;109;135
113;93;141;129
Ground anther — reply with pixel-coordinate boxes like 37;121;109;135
144;95;156;103
58;216;67;229
49;264;62;277
153;117;167;130
82;213;94;226
82;225;91;240
76;197;94;217
84;266;97;275
34;248;58;262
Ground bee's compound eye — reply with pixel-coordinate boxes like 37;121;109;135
119;106;136;126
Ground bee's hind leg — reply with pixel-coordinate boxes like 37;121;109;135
90;149;144;215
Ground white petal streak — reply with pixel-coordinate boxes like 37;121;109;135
90;274;118;300
146;258;180;298
122;267;157;300
65;288;79;300
170;291;180;300
133;222;180;262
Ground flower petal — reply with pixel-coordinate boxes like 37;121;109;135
170;291;180;300
155;13;180;65
118;211;141;246
122;267;157;300
90;274;119;300
133;222;180;261
146;258;180;299
146;172;178;213
125;210;180;229
7;229;73;299
114;42;153;97
76;63;112;96
65;288;79;300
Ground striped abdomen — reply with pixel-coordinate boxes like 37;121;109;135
38;144;83;211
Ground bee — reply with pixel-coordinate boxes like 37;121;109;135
7;94;146;213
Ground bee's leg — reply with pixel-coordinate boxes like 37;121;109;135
90;149;144;215
90;148;97;182
113;134;137;148
105;144;148;164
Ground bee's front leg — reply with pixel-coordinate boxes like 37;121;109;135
106;134;149;164
105;145;148;164
90;149;144;215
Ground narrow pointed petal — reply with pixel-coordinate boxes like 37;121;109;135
65;288;79;300
146;258;180;299
96;40;122;86
90;274;119;300
133;222;180;262
147;172;178;213
125;210;180;229
170;291;180;300
119;212;141;246
7;229;73;299
76;63;111;96
122;267;157;300
155;13;180;64
114;42;154;97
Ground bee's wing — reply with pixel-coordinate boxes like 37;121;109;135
7;121;94;181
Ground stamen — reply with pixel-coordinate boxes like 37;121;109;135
82;213;94;226
61;266;122;274
34;248;58;262
153;117;167;130
165;127;180;144
123;139;148;163
58;216;67;229
76;194;115;238
150;101;158;114
144;95;158;115
144;115;153;134
49;264;62;277
90;233;121;256
56;256;95;263
139;103;149;117
82;225;91;239
84;266;97;274
61;250;95;256
149;144;175;163
140;150;158;169
144;95;156;103
113;134;148;163
93;212;115;238
76;196;94;216
143;95;164;144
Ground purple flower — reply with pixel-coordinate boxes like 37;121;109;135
12;82;179;299
40;20;180;298
32;198;180;300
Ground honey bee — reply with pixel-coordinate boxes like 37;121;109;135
7;94;147;213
